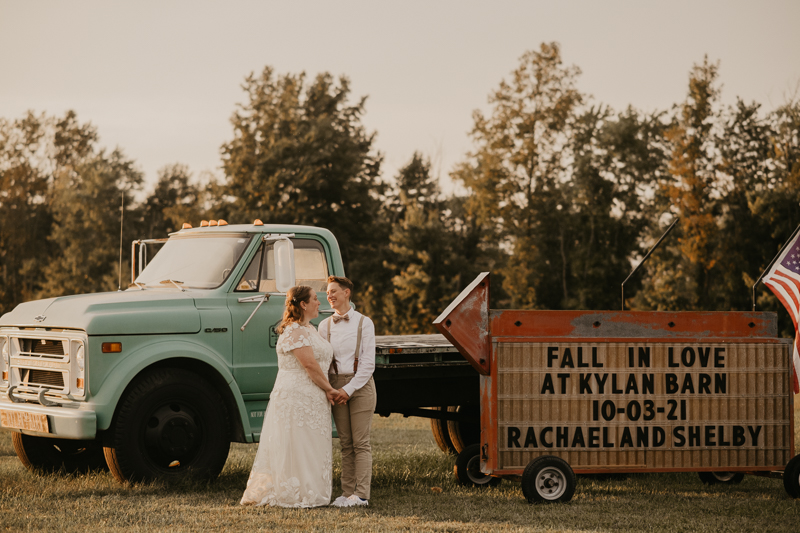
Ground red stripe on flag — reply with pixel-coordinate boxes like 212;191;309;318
764;276;800;330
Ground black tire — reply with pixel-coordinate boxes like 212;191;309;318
12;432;107;474
782;454;800;498
521;455;576;504
103;368;231;484
454;443;501;487
447;405;481;454
430;408;457;455
697;471;745;485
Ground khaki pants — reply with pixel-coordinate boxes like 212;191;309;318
329;374;377;500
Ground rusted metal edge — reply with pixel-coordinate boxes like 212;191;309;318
490;310;779;339
434;272;491;375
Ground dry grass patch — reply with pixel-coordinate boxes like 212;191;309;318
1;406;799;532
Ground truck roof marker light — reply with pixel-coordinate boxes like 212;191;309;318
218;219;228;226
209;220;218;227
181;223;192;229
102;342;122;353
253;219;264;226
200;220;209;227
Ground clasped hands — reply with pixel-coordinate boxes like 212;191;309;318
327;388;349;405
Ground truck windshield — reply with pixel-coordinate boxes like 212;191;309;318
134;233;253;289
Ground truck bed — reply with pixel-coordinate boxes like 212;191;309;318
373;334;478;419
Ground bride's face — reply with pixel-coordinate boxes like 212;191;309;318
302;292;320;322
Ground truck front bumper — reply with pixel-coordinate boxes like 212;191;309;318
0;401;97;440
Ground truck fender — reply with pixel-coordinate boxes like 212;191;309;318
88;338;250;441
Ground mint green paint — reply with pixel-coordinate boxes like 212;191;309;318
0;224;343;444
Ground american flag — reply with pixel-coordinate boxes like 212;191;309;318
763;229;800;394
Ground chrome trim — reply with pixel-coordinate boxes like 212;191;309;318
7;385;24;403
38;388;58;407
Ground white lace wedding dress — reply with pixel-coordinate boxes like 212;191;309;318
240;322;333;507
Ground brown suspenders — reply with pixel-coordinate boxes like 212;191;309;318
327;315;365;373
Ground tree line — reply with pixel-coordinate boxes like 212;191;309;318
1;43;798;335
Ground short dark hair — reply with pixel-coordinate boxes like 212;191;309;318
327;275;354;295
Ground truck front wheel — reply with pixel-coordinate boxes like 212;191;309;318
103;368;231;484
12;433;107;474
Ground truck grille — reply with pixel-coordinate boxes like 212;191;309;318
1;329;87;400
23;369;65;388
19;338;67;360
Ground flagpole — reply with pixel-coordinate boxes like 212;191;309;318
621;217;679;310
752;221;800;311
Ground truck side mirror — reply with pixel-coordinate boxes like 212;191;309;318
273;239;296;293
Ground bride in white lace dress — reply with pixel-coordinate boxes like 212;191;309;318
240;286;336;508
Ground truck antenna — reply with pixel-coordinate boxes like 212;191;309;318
621;216;679;310
751;221;800;311
118;191;124;291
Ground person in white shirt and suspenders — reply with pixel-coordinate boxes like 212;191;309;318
320;276;377;508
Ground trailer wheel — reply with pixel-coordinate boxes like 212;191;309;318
521;456;576;504
447;405;480;453
12;433;107;474
103;368;230;484
783;454;800;498
697;471;744;485
454;443;500;487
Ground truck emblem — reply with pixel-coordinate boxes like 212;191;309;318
33;315;46;322
204;327;228;333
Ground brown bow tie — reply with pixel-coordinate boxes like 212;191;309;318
332;314;350;323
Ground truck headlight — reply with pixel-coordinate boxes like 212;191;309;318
1;338;7;383
76;345;85;371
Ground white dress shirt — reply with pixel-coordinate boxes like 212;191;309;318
318;309;376;397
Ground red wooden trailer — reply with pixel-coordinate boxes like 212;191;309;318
434;272;800;502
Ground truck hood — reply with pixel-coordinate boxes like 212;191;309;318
0;290;201;335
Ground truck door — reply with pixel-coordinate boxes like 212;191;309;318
228;238;332;433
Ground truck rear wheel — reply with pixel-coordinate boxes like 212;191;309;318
430;407;457;454
521;455;576;503
784;454;800;498
103;368;230;484
454;443;500;487
12;433;107;474
697;471;744;485
446;405;480;453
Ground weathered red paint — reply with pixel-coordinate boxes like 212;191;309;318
491;309;778;341
433;272;491;375
440;273;795;479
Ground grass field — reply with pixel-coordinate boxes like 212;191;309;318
1;410;799;533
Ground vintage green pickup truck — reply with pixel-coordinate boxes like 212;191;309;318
0;221;478;483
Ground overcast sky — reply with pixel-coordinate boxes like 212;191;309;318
1;1;799;195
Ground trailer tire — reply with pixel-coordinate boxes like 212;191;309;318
522;456;576;504
447;405;480;453
697;472;744;485
103;368;230;484
430;408;457;455
783;454;800;498
12;433;107;474
454;443;500;487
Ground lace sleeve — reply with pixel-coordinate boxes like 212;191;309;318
277;323;313;353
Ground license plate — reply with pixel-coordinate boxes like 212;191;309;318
0;410;50;433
